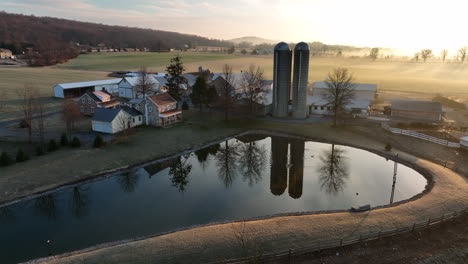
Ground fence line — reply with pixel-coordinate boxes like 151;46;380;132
382;124;460;148
219;207;468;264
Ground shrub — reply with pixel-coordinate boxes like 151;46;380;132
93;134;105;148
385;143;392;151
70;137;81;148
60;133;69;146
0;152;13;167
36;145;45;156
16;149;29;162
182;101;189;110
48;139;58;152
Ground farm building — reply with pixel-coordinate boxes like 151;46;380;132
308;82;377;116
143;93;182;127
78;91;120;116
391;99;443;122
118;76;160;99
0;48;12;59
461;136;468;149
92;106;143;134
53;79;122;98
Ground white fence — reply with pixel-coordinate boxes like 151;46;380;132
382;124;460;148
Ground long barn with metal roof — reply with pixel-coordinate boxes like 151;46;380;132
53;79;122;98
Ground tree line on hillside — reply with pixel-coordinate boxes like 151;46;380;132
0;12;231;66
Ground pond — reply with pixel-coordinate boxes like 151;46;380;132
0;134;427;263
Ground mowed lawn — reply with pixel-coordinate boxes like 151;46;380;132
56;52;238;71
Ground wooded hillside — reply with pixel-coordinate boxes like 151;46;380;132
0;12;231;66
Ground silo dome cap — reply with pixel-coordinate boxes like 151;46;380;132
294;42;309;51
274;42;290;51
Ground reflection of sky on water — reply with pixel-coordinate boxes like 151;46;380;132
0;135;427;264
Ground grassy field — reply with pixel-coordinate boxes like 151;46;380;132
56;52;238;71
1;53;468;120
57;53;468;98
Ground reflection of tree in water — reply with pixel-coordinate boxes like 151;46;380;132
194;144;220;170
0;206;15;223
169;155;192;192
71;186;90;218
216;140;240;188
317;144;349;195
117;171;139;193
34;194;58;220
238;141;266;186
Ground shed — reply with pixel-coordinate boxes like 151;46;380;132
53;79;122;98
92;107;143;134
391;99;443;122
461;136;468;149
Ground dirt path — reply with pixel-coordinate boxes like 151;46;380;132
34;129;468;264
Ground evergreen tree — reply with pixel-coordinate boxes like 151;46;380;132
48;139;58;152
93;134;104;148
60;132;69;146
182;101;189;110
165;54;187;101
190;76;208;111
16;149;29;162
71;137;81;148
36;145;45;156
0;152;13;166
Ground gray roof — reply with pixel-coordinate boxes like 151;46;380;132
121;106;143;117
313;82;377;92
92;108;122;122
122;76;159;87
56;79;122;89
391;99;442;113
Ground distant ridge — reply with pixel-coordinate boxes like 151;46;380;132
229;36;280;45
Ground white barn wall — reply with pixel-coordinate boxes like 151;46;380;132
54;85;64;98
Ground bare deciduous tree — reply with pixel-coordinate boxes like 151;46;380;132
441;49;448;62
62;100;81;137
458;47;467;63
369;48;379;61
17;84;39;142
33;96;47;143
136;67;156;98
414;52;420;62
220;64;236;121
115;111;131;142
323;68;356;126
420;49;432;62
241;65;265;114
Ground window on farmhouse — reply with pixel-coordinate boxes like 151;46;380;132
149;106;153;112
91;107;94;113
132;118;135;123
81;98;85;103
88;98;92;104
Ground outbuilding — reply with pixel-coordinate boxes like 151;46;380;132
53;79;122;98
460;136;468;149
92;107;143;134
118;76;160;99
391;99;443;122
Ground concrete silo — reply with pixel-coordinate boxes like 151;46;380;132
292;42;310;119
272;42;292;118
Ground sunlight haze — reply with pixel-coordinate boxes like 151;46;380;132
1;0;467;54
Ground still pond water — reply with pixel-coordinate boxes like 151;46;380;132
0;135;427;263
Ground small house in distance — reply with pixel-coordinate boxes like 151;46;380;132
0;48;13;59
308;82;377;116
78;91;120;116
460;136;468;149
54;79;122;98
391;99;443;123
92;106;143;134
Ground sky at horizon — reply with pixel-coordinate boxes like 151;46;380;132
1;0;467;55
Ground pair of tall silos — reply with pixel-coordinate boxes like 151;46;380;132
272;42;309;119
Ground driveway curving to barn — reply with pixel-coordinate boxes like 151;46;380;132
34;145;468;264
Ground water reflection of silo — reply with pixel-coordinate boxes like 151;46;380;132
288;139;305;199
270;137;289;195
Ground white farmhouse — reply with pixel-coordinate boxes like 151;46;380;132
92;107;143;134
307;82;377;116
53;79;122;98
118;76;160;99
